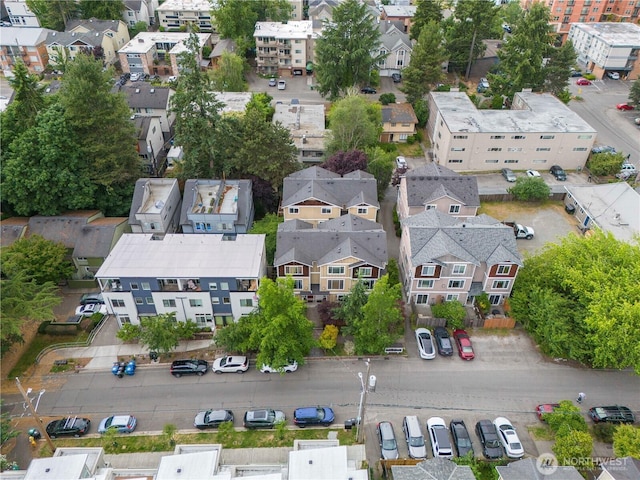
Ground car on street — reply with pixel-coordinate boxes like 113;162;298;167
588;406;635;424
453;329;475;360
427;416;453;458
526;169;541;178
194;409;234;429
391;73;402;83
616;163;638;179
277;80;286;90
293;406;335;427
377;421;399;460
576;78;591;86
360;86;377;94
98;415;137;434
415;328;436;360
450;419;474;457
396;156;408;170
212;355;249;374
493;417;524;458
46;416;90;438
170;359;209;377
268;77;277;87
243;409;285;429
475;420;503;459
549;165;567;181
75;303;107;317
570;70;583;77
80;292;104;305
433;327;453;356
591;145;616;154
501;168;517;182
536;403;561;421
260;360;298;373
403;415;427;459
607;72;620;80
616;103;634;111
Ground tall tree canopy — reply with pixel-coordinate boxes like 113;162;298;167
320;150;368;175
314;0;385;99
8;60;44;129
26;0;79;30
210;52;248;92
1;235;74;285
79;0;125;20
510;231;640;373
326;95;382;155
410;0;443;41
628;78;640;106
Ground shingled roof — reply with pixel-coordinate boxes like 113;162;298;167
382;103;418;124
405;164;480;209
121;83;171;110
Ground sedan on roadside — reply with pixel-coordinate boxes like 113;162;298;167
475;420;503;459
450;419;474;457
501;168;517;182
536;403;560;421
526;169;541;178
243;409;285;429
260;360;298;373
98;415;137;434
293;406;335;427
576;78;591;86
212;355;249;374
194;409;234;429
616;103;634;111
453;329;475;360
377;421;399;460
415;328;436;360
46;416;90;438
493;417;524;458
360;86;377;94
268;77;277;87
433;327;453;356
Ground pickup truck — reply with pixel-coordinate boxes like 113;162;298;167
503;221;534;240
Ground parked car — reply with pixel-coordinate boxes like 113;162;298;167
536;403;560;421
501;168;517;182
433;327;453;356
130;72;143;82
98;415;137;434
260;360;298;373
75;303;107;317
415;328;436;360
475;420;503;459
277;80;286;90
194;409;234;429
616;103;634;111
377;421;399;460
293;406;334;427
79;292;104;305
570;69;583;77
588;406;635;424
591;145;616;154
453;329;475;360
576;78;591;86
391;73;402;83
450;419;474;457
549;165;567;181
170;359;209;377
243;409;285;429
493;417;524;458
478;78;490;91
396;156;408;170
268;77;277;87
607;72;620;80
167;75;178;83
526;169;541;177
616;163;638;179
46;416;90;438
212;355;249;374
427;416;453;458
403;415;427;459
360;86;377;94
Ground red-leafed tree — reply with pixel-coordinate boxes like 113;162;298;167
320;149;368;175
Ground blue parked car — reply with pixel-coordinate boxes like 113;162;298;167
293;406;335;427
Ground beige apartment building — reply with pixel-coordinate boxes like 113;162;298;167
427;91;597;173
156;0;215;32
254;21;315;76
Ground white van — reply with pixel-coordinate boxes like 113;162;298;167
403;415;427;459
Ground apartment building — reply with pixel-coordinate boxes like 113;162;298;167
123;0;158;27
128;178;182;235
156;0;215;32
3;0;39;27
568;22;640;80
0;27;50;75
272;103;329;163
427;91;597;172
254;21;316;76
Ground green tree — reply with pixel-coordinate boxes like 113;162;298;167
613;425;640;458
318;324;339;350
7;60;44;129
501;1;524;27
544;401;587;434
327;95;382;155
378;93;396;105
213;312;256;353
1;400;19;446
129;21;148;38
587;152;626;176
79;0;124;20
249;213;283;265
543;40;576;98
629;78;640;106
352;275;403;354
171;33;224;178
138;314;182;355
314;0;385;99
335;279;368;336
431;300;466;329
210;52;248;92
411;0;443;41
553;429;593;467
115;323;142;343
507;177;551;201
245;92;275;121
26;0;79;31
366;146;395;199
1;235;74;284
401;22;446;104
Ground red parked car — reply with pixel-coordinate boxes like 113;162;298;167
453;329;475;360
616;103;634;111
536;403;561;421
576;78;591;86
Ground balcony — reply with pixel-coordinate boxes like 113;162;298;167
159;279;201;292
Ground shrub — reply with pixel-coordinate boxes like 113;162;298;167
317;300;343;327
319;325;339;350
593;423;617;443
508;177;551;202
379;93;396;105
343;340;355;356
431;300;466;329
475;293;490;314
38;321;52;334
116;324;141;343
587;152;625;176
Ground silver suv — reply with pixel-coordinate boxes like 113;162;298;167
376;421;399;460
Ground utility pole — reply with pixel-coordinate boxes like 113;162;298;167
15;378;55;453
356;358;375;444
465;22;478;81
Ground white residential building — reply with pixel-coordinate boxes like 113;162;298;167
123;0;159;27
254;21;316;76
156;0;216;33
3;0;39;27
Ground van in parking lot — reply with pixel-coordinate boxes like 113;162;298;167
403;415;427;459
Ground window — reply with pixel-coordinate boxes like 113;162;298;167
223;297;230;304
163;299;176;308
532;159;547;164
417;279;434;289
194;314;213;326
578;134;593;139
416;294;429;304
141;282;151;290
504;159;519;164
111;299;125;308
321;207;331;214
327;279;344;290
536;147;551;151
573;147;588;151
448;159;463;164
421;265;435;276
239;298;253;307
209;283;217;290
540;135;555;139
425;204;436;210
507;147;522;152
489;294;501;305
119;315;131;324
496;265;511;275
135;297;143;305
488;147;502;151
357;207;368;214
288;207;299;214
211;297;220;304
358;267;372;277
285;265;303;275
485;159;499;164
453;135;468;139
491;135;505;139
492;280;510;289
451;147;465;151
220;282;229;290
146;297;154;305
328;266;345;275
446;293;459;301
511;135;526;140
189;299;203;307
449;205;461;214
452;264;466;275
448;280;464;288
130;282;139;290
293;279;303;289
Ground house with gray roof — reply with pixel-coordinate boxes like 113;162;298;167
275;214;388;301
398;164;480;221
128;178;182;235
0;27;52;75
375;19;413;78
180;179;254;234
282;166;379;226
133;116;166;176
64;18;130;65
497;457;583;480
392;457;477;480
598;457;640;480
123;0;156;28
380;102;418;143
400;210;522;309
120;82;175;134
45;30;111;68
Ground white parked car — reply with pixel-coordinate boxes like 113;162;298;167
75;303;108;317
427;416;454;458
493;417;524;458
526;169;541;178
396;156;408;170
130;72;143;82
607;72;620;80
212;355;249;374
277;80;286;90
260;360;298;373
415;328;436;360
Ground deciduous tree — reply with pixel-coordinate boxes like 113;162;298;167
587;152;626;176
1;235;74;285
79;0;125;20
249;213;283;265
553;429;593;467
544;401;587;434
401;22;446;104
366;147;395;198
326;95;382;155
314;0;385;99
507;177;551;201
613;425;640;458
320;150;368;175
431;300;466;330
335;279;368;336
210;52;248;92
138;314;188;355
629;78;640;106
411;0;443;41
1;400;19;446
26;0;79;31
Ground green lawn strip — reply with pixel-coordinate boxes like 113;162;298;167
8;332;88;379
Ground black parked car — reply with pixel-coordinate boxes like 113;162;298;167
360;86;377;94
450;419;474;457
589;406;635;424
170;359;209;377
243;409;285;429
549;165;567;181
391;73;402;83
433;327;454;356
194;409;234;429
46;416;90;438
475;419;503;459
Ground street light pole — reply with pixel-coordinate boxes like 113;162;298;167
15;377;55;453
356;358;374;444
465;23;478;81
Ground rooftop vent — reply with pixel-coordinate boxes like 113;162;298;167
150;88;155;93
155;200;165;209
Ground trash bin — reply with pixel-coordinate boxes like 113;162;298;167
344;418;357;430
149;351;158;362
27;428;41;440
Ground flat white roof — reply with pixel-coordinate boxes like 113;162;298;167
157;0;216;12
24;454;88;480
431;91;596;134
213;91;252;113
254;21;314;39
570;22;640;47
383;5;417;17
156;450;217;480
96;234;265;279
119;32;210;54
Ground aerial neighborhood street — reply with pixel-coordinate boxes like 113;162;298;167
1;0;639;479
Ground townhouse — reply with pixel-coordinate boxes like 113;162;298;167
254;21;316;76
121;82;175;135
3;0;39;27
123;0;158;28
63;18;131;66
128;178;182;235
375;20;413;79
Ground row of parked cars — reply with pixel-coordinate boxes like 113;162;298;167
377;415;524;461
194;406;334;429
415;327;475;361
537;403;636;424
170;356;299;377
45;414;137;438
